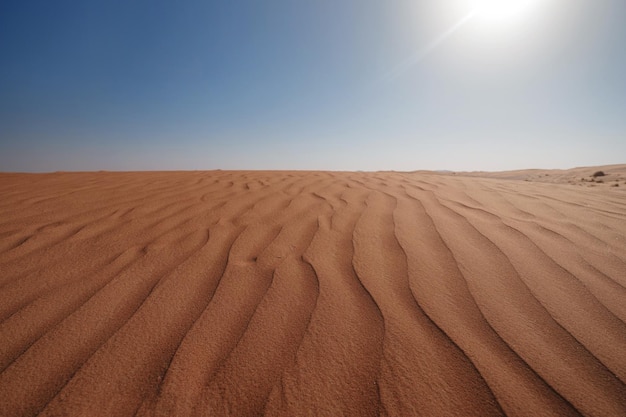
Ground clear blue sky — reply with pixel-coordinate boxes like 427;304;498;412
1;0;625;172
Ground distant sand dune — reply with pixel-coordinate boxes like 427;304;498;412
0;170;625;416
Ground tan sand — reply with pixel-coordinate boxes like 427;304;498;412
0;169;624;416
460;164;626;188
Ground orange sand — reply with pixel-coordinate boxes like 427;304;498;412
0;169;625;416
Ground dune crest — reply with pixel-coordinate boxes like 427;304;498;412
0;170;625;416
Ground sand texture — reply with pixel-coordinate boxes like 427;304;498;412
1;169;625;417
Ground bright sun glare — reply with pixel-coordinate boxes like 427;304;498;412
469;0;538;22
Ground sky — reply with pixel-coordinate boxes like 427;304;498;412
0;0;625;172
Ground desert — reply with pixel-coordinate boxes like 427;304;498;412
0;167;625;416
2;0;626;415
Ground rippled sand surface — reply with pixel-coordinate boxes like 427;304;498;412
1;170;625;416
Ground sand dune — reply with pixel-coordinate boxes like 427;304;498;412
0;170;625;416
461;164;626;188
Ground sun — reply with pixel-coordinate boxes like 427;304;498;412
469;0;538;22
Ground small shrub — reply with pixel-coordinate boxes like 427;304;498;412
592;171;605;177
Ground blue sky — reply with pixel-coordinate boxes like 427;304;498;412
1;0;625;172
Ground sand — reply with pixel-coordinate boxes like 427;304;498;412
462;164;626;188
0;168;625;417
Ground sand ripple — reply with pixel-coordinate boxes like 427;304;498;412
0;170;625;416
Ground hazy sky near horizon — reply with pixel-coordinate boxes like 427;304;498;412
1;0;625;172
